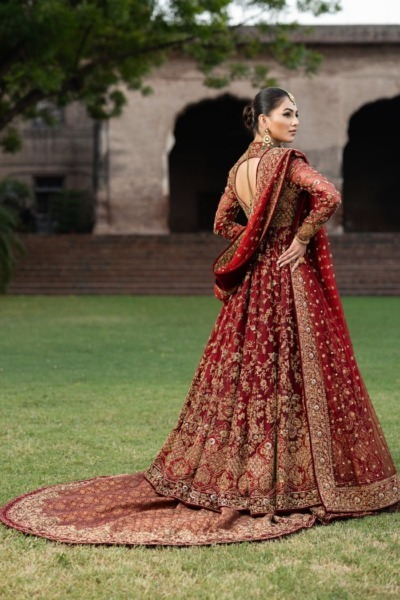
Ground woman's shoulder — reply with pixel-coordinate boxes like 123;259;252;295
284;148;310;172
258;146;308;161
256;146;308;172
286;147;308;162
228;145;308;176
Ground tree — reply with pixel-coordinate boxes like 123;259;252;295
0;0;340;151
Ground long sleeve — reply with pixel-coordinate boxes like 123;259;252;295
213;169;246;241
288;158;342;243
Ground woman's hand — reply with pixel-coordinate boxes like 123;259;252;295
277;237;307;272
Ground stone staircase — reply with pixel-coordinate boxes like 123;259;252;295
7;232;400;296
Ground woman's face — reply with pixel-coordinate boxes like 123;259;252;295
258;97;299;144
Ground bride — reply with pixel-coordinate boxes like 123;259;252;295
1;88;399;546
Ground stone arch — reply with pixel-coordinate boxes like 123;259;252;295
168;93;252;233
342;95;400;232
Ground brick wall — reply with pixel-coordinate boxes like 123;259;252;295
8;233;400;296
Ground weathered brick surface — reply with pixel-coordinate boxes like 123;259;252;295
8;233;400;296
99;26;400;234
1;27;400;237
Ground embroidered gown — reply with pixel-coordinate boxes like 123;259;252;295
1;142;399;546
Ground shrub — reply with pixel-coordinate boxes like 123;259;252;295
0;204;24;292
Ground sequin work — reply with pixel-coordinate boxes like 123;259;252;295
1;142;399;546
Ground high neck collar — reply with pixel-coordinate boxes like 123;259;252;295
249;140;284;151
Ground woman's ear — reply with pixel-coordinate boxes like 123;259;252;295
259;114;270;130
257;114;264;132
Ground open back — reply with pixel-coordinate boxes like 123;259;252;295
234;157;261;215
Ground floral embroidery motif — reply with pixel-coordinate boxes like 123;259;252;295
146;142;400;518
213;166;246;241
0;142;399;547
288;159;342;243
291;265;400;511
0;473;319;546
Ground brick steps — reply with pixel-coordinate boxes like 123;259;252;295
8;233;400;295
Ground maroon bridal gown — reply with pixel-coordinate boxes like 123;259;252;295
1;142;399;546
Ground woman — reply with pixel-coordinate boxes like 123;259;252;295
1;88;399;546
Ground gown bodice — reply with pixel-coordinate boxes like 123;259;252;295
214;141;341;245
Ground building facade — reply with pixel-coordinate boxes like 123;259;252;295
1;25;400;235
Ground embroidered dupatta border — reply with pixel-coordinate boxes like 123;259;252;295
291;265;400;512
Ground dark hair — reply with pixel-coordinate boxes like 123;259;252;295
243;88;291;133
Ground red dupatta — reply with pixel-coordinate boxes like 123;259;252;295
291;224;400;512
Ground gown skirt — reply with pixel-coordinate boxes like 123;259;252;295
1;225;399;546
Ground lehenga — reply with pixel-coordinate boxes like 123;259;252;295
1;142;399;546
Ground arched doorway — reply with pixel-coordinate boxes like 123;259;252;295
168;94;251;232
342;95;400;232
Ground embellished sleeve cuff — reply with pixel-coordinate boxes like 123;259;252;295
295;224;315;244
294;232;311;245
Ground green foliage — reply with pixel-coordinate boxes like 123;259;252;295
0;0;341;150
0;178;30;210
49;190;95;234
0;178;28;289
297;0;342;15
0;204;24;293
0;127;23;153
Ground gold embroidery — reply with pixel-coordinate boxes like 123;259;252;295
213;143;265;240
1;145;399;548
291;265;400;511
213;166;245;241
269;181;300;228
1;473;319;546
289;159;342;243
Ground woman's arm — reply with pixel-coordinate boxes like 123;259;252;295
213;170;246;241
289;158;342;243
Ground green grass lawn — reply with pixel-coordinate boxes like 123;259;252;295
0;296;399;600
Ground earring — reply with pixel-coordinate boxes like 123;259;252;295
262;127;273;150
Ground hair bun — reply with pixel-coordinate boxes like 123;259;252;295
243;104;255;131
